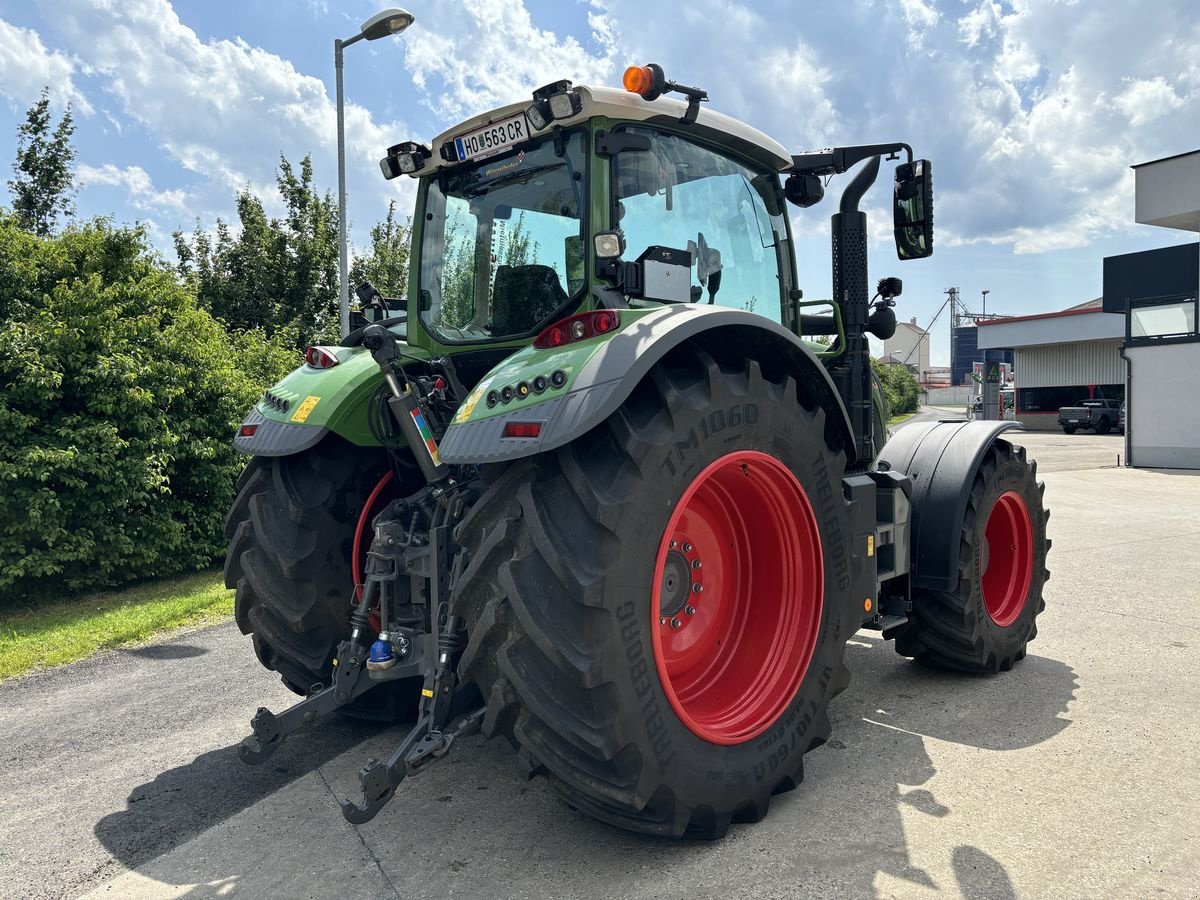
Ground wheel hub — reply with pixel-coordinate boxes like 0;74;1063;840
650;450;823;746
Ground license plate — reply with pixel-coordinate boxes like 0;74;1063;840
1069;419;1080;423
451;113;530;163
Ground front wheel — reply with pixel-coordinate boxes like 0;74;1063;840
1061;424;1076;434
1094;418;1111;435
451;345;857;837
895;439;1049;672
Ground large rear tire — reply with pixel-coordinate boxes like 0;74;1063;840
224;437;418;716
894;440;1049;672
450;345;858;838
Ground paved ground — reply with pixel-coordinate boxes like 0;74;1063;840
2;421;1197;899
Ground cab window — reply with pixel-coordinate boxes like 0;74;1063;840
613;127;788;322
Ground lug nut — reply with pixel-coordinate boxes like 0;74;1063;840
692;583;703;593
682;543;693;552
670;617;681;628
670;540;678;549
659;616;667;626
691;559;702;569
685;605;696;616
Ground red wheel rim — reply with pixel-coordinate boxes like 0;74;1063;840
353;471;397;629
650;450;823;745
981;491;1034;627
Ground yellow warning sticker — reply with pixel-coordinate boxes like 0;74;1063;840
867;535;875;557
455;386;484;423
290;395;321;423
421;688;434;698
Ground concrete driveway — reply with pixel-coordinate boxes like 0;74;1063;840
2;426;1197;899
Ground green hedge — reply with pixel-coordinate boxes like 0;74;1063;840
872;358;921;416
0;215;295;599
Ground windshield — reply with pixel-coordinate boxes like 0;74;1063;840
418;129;587;343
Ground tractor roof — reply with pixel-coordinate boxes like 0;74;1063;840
426;85;791;175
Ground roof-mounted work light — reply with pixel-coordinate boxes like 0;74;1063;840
379;141;431;179
526;80;583;132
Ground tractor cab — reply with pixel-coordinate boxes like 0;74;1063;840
378;71;931;369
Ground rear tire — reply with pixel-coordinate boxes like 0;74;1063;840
895;440;1049;673
1094;418;1111;435
224;437;419;718
451;345;858;838
1061;424;1076;434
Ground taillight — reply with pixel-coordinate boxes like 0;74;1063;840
305;346;340;369
239;424;258;437
533;311;620;350
503;422;543;439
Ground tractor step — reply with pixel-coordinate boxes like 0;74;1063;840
879;614;909;638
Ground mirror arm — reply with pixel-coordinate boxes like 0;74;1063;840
788;143;912;177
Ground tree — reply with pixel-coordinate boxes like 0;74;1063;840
174;154;339;348
8;87;76;237
872;357;921;415
350;199;412;301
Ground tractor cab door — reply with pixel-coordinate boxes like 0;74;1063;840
612;127;791;322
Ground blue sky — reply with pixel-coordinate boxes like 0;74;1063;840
1;0;1198;363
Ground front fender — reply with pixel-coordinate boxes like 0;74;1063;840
877;419;1022;593
438;305;855;465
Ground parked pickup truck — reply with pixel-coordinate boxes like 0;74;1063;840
1058;398;1122;434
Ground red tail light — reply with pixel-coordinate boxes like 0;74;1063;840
305;346;340;369
239;424;259;437
503;422;543;439
533;310;620;350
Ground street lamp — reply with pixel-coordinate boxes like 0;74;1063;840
336;8;415;339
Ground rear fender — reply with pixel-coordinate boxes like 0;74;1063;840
437;305;856;466
876;419;1022;593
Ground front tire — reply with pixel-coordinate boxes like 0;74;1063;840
451;346;857;837
1094;418;1111;435
895;440;1049;672
1062;424;1076;434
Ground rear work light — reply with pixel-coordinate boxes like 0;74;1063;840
305;346;340;369
533;310;620;350
503;422;543;439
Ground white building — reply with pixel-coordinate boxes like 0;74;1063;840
883;317;930;381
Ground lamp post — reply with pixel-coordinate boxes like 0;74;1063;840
336;8;415;338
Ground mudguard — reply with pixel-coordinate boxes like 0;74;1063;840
876;419;1021;593
437;305;856;466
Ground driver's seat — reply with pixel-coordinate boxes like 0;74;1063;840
492;264;568;336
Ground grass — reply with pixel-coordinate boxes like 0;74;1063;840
887;411;917;426
0;571;232;681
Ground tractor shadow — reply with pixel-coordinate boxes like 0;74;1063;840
89;636;1076;899
93;711;385;877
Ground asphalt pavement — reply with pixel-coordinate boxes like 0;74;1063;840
1;421;1197;899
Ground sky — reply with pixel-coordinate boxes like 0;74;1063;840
1;0;1198;364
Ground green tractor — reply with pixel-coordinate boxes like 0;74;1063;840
229;64;1049;837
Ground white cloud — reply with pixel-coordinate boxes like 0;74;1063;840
77;162;190;213
403;0;619;123
1115;77;1185;127
0;18;91;113
34;0;412;248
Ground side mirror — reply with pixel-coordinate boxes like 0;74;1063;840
893;159;933;260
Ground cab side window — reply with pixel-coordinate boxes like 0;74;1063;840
614;128;788;322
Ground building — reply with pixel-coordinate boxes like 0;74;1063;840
883;317;930;380
951;324;1013;386
1106;150;1200;469
976;299;1125;431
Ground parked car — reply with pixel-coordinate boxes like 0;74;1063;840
1058;398;1122;434
1119;402;1126;432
